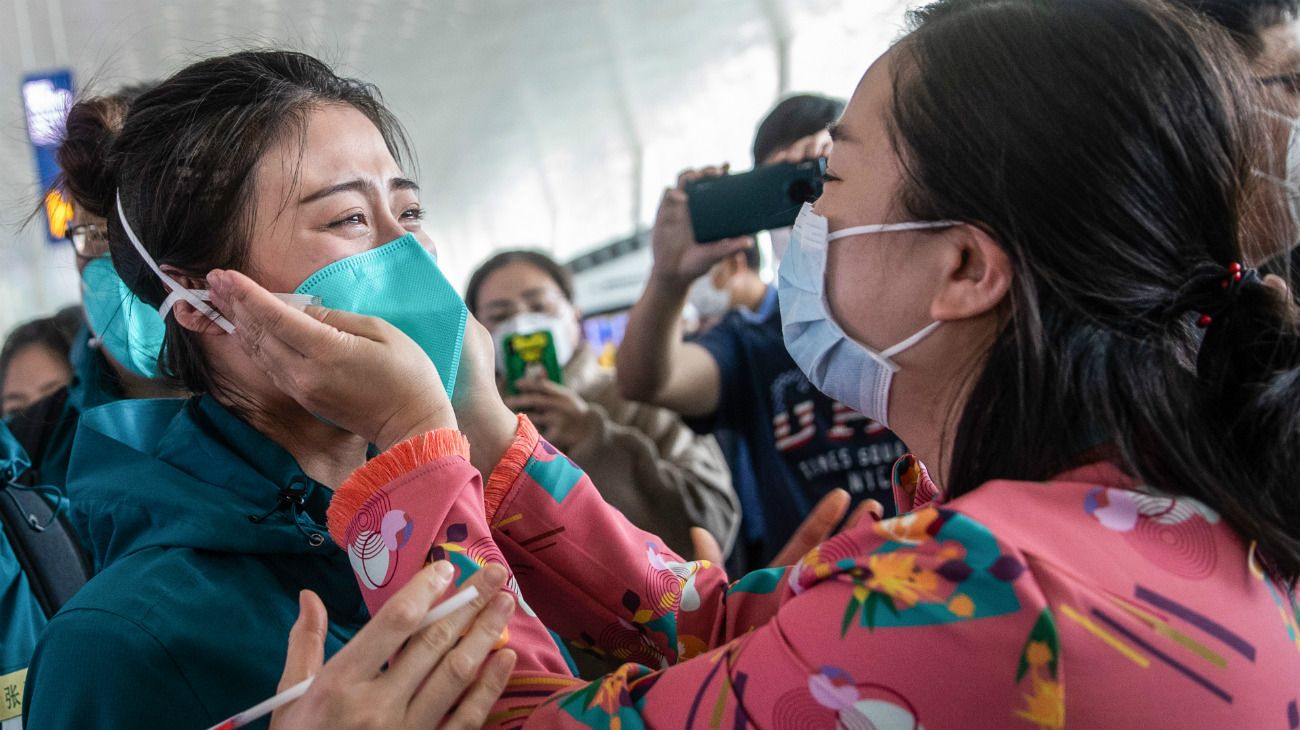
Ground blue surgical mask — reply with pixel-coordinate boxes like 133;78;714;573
80;256;168;379
116;193;466;399
777;202;953;427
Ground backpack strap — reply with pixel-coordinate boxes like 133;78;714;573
0;468;91;619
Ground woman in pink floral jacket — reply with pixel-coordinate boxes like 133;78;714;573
310;413;1297;729
220;0;1300;727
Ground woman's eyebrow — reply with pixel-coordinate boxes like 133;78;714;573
299;177;419;205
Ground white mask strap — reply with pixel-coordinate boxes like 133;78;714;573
1260;107;1300;128
1253;168;1297;190
880;320;943;360
158;290;321;319
116;191;236;334
827;220;957;241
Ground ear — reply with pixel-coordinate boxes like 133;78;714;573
928;226;1012;322
162;265;228;336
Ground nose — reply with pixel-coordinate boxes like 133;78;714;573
373;207;409;248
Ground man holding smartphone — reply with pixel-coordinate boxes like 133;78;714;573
618;94;908;569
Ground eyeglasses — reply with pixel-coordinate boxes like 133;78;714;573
67;224;109;258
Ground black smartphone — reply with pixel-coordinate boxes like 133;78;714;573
685;158;826;243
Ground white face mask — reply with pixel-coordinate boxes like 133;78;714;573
491;311;578;375
777;202;954;427
687;273;732;319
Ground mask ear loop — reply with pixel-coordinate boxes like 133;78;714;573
115;191;236;334
826;219;959;241
824;218;956;371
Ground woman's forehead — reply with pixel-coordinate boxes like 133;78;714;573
259;105;403;196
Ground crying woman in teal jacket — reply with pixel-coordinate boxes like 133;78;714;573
22;51;520;729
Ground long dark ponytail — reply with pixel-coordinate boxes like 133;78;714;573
893;0;1300;580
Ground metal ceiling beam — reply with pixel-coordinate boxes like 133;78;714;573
597;0;644;231
760;0;791;97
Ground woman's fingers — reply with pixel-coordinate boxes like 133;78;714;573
768;488;851;567
223;309;312;386
843;498;884;531
384;564;509;697
306;305;393;343
209;269;344;360
430;649;517;730
718;236;755;258
513;378;573;399
504;392;563;413
277;590;329;692
327;562;458;683
675;164;728;190
403;592;515;724
690;526;724;565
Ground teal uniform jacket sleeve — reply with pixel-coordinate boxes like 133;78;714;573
24;608;213;730
0;526;44;728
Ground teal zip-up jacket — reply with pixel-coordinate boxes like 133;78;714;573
0;424;46;730
23;395;368;729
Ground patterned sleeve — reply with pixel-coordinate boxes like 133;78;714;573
333;418;1056;728
482;418;1056;728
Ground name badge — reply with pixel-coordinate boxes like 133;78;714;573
0;667;26;723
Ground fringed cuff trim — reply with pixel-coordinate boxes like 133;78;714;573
484;414;539;522
326;429;470;545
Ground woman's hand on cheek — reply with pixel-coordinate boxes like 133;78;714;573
207;269;456;450
451;316;519;476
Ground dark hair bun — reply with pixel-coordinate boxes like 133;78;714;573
56;95;128;218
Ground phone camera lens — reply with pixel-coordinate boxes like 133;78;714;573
787;179;817;203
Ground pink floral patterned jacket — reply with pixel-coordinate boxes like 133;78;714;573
325;417;1300;729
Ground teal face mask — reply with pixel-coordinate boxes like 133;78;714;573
293;234;467;398
80;256;167;379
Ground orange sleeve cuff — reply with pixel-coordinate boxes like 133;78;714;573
326;429;470;546
483;414;539;522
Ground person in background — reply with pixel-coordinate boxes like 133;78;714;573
8;85;184;488
684;242;777;573
685;238;766;329
1173;0;1300;280
467;249;739;559
619;92;906;569
0;317;74;418
686;95;845;321
1175;0;1299;102
751;93;848;270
